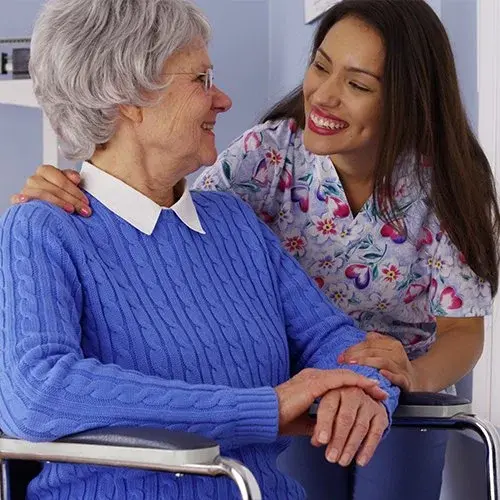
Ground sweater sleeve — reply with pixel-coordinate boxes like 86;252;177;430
257;218;400;419
0;204;278;447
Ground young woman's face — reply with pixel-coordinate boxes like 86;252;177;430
303;16;385;159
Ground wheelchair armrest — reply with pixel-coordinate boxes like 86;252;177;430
0;427;220;474
394;392;472;418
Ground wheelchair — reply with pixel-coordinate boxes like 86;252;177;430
1;392;498;499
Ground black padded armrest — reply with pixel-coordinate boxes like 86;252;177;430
309;392;472;420
58;426;218;452
394;392;472;419
398;392;471;407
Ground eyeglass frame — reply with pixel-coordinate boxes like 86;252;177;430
162;67;214;92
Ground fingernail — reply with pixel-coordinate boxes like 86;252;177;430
339;453;351;467
327;448;339;463
318;431;329;444
357;456;367;467
79;207;91;216
338;354;345;363
348;360;358;365
18;195;27;202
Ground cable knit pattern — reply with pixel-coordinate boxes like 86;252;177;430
0;191;398;499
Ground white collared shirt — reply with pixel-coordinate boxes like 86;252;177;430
79;161;205;236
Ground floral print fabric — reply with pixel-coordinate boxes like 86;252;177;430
193;119;491;360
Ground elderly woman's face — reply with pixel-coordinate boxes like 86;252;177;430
140;39;232;174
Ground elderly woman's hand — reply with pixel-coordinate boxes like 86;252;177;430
311;386;388;467
11;164;91;216
275;368;388;437
339;332;421;392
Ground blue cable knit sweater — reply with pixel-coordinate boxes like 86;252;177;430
0;191;398;499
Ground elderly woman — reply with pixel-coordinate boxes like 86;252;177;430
0;0;398;499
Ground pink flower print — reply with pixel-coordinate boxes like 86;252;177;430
243;131;262;153
439;287;463;310
289;120;298;133
326;283;353;307
382;264;401;283
266;149;283;166
311;215;337;243
404;283;427;304
283;231;307;258
458;252;467;265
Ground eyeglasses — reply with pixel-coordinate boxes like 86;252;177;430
163;67;214;92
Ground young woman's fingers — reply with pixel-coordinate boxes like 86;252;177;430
21;178;91;216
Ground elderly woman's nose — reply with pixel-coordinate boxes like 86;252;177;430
212;86;232;113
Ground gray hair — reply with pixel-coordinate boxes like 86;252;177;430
29;0;211;161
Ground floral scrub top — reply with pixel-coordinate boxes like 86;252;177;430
193;119;491;361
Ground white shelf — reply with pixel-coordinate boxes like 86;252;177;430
0;78;39;108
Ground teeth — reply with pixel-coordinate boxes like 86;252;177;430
202;123;214;130
310;113;347;130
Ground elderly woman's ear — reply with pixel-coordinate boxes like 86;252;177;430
118;104;144;124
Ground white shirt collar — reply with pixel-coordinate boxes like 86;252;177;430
79;161;205;236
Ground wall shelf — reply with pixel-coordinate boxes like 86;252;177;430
0;79;39;108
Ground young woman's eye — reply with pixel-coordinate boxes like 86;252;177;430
349;81;370;92
313;61;327;72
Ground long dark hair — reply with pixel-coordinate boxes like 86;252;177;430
262;0;500;295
